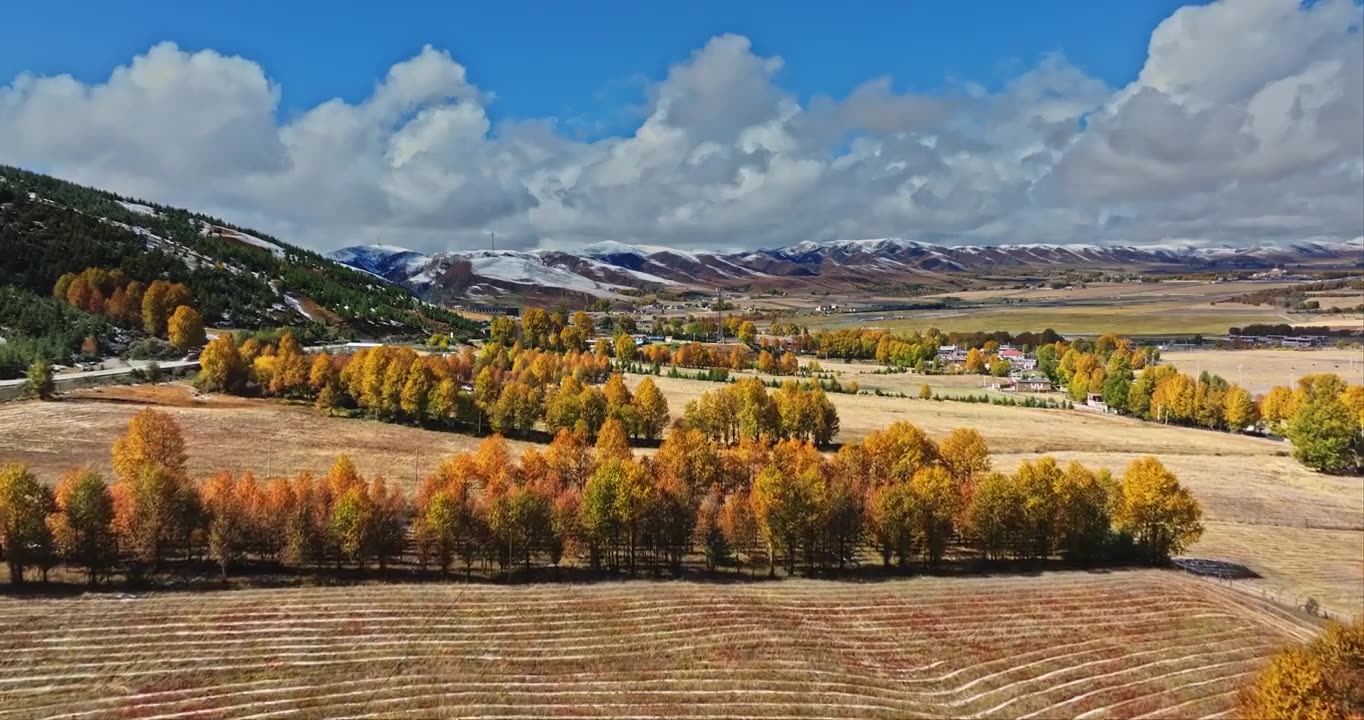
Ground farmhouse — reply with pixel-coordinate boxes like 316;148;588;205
1016;377;1053;392
937;344;968;363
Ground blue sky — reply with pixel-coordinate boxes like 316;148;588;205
3;1;1195;134
0;0;1359;253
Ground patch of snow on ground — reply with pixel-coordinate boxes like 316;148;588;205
585;259;678;285
117;201;158;216
469;255;622;296
281;294;317;321
209;226;286;258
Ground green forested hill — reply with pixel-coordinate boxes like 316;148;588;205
0;166;478;376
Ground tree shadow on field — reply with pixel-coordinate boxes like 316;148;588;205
1170;558;1261;580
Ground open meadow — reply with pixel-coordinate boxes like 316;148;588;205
0;571;1320;719
805;302;1300;336
1160;348;1364;395
0;384;537;487
2;374;1361;618
798;278;1364;336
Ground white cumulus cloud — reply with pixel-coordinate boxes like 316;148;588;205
0;0;1359;254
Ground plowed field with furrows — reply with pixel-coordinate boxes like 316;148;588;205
0;571;1316;720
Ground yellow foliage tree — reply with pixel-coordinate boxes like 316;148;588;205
594;417;632;463
141;280;171;336
937;427;991;486
632;377;670;441
756;350;776;374
1223;385;1259;432
964;348;986;374
1112;456;1203;562
1240;618;1362;720
907;465;960;568
112;409;187;485
269;333;309;397
166;305;205;351
196;335;245;393
1261;385;1297;432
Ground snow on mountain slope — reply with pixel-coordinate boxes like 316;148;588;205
117;200;158;217
329;238;1363;301
473;254;611;293
327;244;431;282
203;224;287;258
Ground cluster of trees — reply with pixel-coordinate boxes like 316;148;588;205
1238;617;1362;719
811;327;1067;364
1229;323;1363;338
0;287;110;378
1225;277;1364;312
484;310;821;380
0;409;1204;585
52;270;205;351
649;314;745;343
1261;375;1364;473
488;308;599;352
1048;336;1362;473
632;341;806;377
1034;333;1159;399
682;378;841;446
197;334;672;441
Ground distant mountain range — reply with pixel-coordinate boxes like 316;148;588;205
330;237;1364;303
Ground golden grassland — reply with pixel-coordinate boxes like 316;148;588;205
0;570;1321;718
1160;348;1364;395
790;277;1364;335
1;373;1360;618
805;302;1298;336
921;280;1300;304
0;384;535;487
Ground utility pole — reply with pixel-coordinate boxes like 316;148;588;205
490;231;495;252
716;287;724;343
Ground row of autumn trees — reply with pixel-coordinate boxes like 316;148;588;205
195;331;845;447
809;327;1070;365
195;333;673;440
0;408;1204;585
52;268;206;351
487;307;809;379
1037;333;1364;473
682;378;840;446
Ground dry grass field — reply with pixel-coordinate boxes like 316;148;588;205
1160;349;1364;395
795;278;1364;335
3;375;1359;618
807;302;1293;336
0;384;535;485
0;571;1320;719
921;280;1298;304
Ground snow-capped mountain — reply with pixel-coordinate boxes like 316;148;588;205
328;245;431;283
328;238;1363;302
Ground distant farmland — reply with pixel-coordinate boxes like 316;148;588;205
0;571;1317;719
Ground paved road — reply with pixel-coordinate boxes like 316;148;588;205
0;359;199;388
